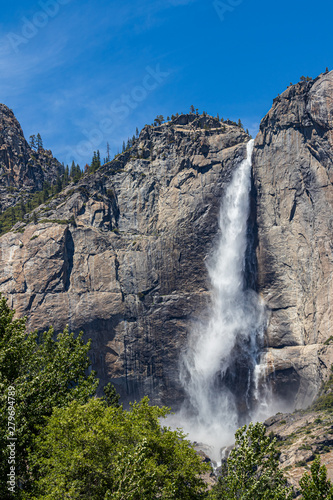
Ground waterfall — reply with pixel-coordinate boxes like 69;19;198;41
174;139;269;460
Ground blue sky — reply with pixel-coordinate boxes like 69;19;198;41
1;0;332;166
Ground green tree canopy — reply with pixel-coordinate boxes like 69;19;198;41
70;161;82;182
36;133;43;151
210;422;293;500
90;150;101;172
106;141;111;162
299;455;333;499
103;381;121;407
154;115;164;126
29;397;209;499
0;295;98;496
29;135;36;150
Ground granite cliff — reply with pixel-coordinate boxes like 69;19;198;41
0;104;64;213
253;70;333;410
0;71;332;414
0;112;249;406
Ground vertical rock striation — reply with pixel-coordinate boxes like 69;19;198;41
253;71;333;409
0;113;250;407
1;72;333;414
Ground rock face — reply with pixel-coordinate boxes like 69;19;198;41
0;114;249;406
253;71;333;409
265;409;333;495
1;71;333;412
0;104;63;212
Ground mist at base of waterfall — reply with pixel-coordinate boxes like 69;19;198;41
167;140;284;462
165;388;293;463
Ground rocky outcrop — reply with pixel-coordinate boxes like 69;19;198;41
0;104;63;212
0;114;250;406
265;409;333;494
253;71;333;409
1;71;333;413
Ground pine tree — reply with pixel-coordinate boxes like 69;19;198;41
106;142;110;162
29;135;36;150
20;200;26;218
64;165;69;185
90;151;101;173
42;182;50;202
75;164;82;182
36;133;43;151
136;127;139;138
190;105;195;114
10;207;15;224
56;176;62;193
154;115;164;126
70;160;76;179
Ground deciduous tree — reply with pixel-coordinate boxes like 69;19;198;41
210;422;293;499
29;397;209;499
0;295;98;496
299;455;333;499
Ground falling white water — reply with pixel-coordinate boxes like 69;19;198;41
171;139;270;461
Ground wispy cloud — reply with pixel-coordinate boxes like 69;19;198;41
0;0;209;165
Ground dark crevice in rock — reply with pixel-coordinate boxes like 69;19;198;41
27;293;36;310
63;228;74;292
289;198;297;222
271;305;294;311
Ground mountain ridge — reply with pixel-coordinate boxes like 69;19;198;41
0;71;332;417
0;103;64;213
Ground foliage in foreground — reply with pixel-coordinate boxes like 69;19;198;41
27;397;209;499
0;295;98;497
299;455;333;499
1;294;333;499
103;381;121;407
210;421;293;500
